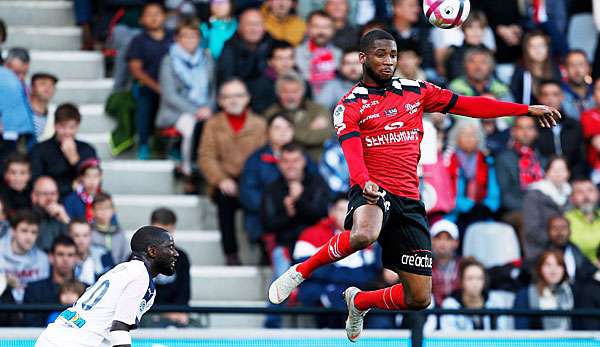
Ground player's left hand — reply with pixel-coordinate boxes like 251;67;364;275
527;105;562;128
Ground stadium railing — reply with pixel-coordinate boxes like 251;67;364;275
1;304;599;347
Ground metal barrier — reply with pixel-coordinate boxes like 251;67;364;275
1;304;600;347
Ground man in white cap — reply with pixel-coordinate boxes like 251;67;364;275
430;219;461;306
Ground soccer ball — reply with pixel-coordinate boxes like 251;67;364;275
423;0;471;29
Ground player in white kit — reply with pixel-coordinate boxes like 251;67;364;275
35;226;179;347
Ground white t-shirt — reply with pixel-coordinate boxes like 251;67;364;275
36;260;156;347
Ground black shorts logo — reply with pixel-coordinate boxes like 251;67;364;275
400;252;433;269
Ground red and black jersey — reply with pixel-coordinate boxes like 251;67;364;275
334;78;529;200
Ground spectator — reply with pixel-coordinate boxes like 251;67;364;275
514;250;574;330
30;103;98;199
23;235;79;327
565;179;600;262
31;177;70;253
316;48;362;111
217;8;278;95
495;116;545;232
90;192;129;264
295;10;342;94
448;47;513;102
150;208;191;327
29;73;58;142
562;50;595;120
481;118;510;156
430;219;461;307
68;219;113;285
510;31;560;105
522;157;572;262
263;71;333;161
46;279;86;325
293;194;382;328
198;79;267;265
126;3;173;160
387;0;434;73
0;153;32;217
574;244;600;330
545;215;596;283
580;79;600;183
0;19;5;64
395;40;426;81
444;11;492;82
535;80;588;178
440;257;512;330
63;158;103;224
240;114;296;243
252;41;300;114
0;210;48;303
200;0;238;60
324;0;360;51
477;0;523;82
0;48;35;155
261;0;306;46
156;18;215;176
0;199;8;239
523;0;569;58
318;137;349;196
445;122;500;229
261;143;329;327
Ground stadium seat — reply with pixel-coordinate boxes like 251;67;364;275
462;221;521;268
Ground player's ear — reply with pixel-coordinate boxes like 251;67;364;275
359;51;367;65
146;245;157;258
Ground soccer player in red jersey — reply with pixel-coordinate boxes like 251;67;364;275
268;29;561;341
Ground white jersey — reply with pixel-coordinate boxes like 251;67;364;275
35;260;156;347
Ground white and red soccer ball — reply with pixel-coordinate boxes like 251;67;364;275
423;0;471;29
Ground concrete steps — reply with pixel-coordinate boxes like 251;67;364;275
113;194;217;231
78;104;115;134
102;160;178;195
30;51;104;80
5;26;80;51
76;132;111;160
55;79;112;105
190;266;271;301
0;1;75;27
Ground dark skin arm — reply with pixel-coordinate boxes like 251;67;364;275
110;320;133;347
128;59;161;94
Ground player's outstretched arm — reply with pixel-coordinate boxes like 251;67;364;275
448;95;561;127
109;320;133;347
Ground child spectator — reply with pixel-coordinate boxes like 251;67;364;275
430;219;462;307
441;257;512;330
0;210;48;304
445;11;491;82
126;3;173;160
156;18;215;177
316;48;362;111
46;279;86;325
68;219;113;285
29;72;58;142
0;153;32;216
64;158;103;223
580;79;600;185
150;207;191;327
514;250;574;330
522;157;571;262
30;103;98;199
200;0;238;60
90;193;129;264
510;31;560;105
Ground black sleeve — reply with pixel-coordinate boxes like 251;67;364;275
29;143;45;181
260;183;291;233
125;34;143;62
294;176;330;224
216;40;235;87
173;251;191;305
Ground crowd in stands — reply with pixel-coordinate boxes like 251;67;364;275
1;0;600;331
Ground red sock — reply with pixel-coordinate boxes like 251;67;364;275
296;231;355;278
354;284;407;311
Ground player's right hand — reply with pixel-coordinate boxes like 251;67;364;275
363;181;381;205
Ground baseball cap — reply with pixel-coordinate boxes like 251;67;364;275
430;219;459;240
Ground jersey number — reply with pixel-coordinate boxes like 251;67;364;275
81;280;110;310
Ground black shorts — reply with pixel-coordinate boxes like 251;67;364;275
344;185;432;276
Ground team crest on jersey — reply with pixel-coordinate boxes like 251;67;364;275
139;299;147;313
333;105;346;134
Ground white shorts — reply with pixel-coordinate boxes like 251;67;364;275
35;325;108;347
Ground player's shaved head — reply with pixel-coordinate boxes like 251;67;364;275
130;226;170;253
359;29;395;54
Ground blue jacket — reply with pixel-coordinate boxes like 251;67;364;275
0;67;34;138
239;144;317;241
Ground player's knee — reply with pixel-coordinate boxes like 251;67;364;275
405;293;431;311
351;224;378;248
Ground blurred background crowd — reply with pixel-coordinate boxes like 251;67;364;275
0;0;600;332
